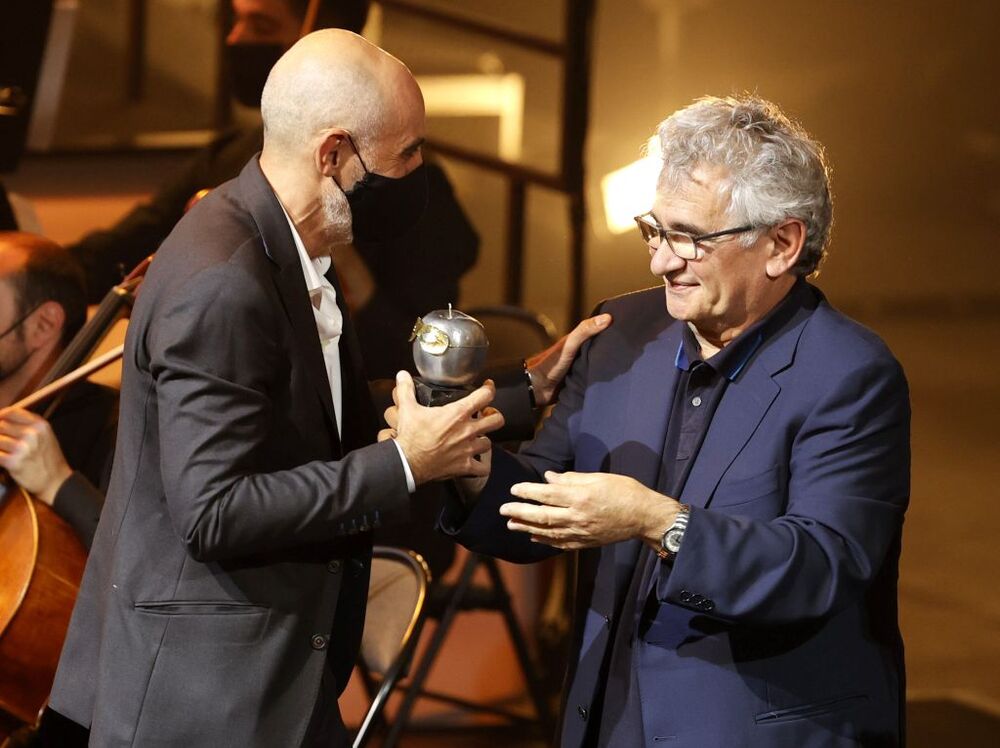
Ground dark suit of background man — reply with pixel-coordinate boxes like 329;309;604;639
67;0;479;382
0;232;116;549
46;30;503;748
429;95;911;746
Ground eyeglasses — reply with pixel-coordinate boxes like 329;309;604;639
634;212;757;260
0;304;41;341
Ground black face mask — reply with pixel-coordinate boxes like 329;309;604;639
225;43;284;108
335;135;429;243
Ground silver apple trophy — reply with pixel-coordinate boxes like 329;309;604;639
409;304;489;406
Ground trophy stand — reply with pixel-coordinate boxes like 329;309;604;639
413;379;476;407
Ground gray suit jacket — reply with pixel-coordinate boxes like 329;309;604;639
49;157;411;747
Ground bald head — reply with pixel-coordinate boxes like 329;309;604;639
261;29;422;158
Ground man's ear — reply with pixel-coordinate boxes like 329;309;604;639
24;300;66;351
765;219;806;278
317;129;352;180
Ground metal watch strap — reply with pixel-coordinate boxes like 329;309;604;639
523;359;537;409
656;504;691;560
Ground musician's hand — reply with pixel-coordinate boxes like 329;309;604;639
0;408;73;505
391;371;504;485
527;313;611;407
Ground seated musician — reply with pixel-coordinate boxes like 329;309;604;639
0;232;118;550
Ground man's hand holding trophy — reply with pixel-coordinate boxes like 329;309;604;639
381;305;612;490
380;306;501;486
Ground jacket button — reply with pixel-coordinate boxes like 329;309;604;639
577;705;588;721
679;590;692;603
350;559;366;577
703;600;715;612
327;560;342;574
310;634;328;651
690;593;704;604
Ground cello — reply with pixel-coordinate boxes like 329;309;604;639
0;262;146;737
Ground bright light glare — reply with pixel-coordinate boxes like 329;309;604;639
416;74;524;161
600;136;662;234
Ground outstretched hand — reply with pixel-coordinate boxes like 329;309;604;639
500;470;679;550
389;371;504;485
527;313;611;407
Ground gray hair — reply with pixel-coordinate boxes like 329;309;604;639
656;95;832;276
260;49;384;158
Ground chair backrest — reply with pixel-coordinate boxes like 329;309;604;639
359;547;430;676
466;305;558;366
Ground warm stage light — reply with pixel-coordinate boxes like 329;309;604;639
600;136;661;234
415;73;524;161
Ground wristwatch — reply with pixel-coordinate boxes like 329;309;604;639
522;359;537;409
657;504;691;560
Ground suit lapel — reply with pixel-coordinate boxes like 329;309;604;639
237;158;342;453
325;264;378;449
679;291;816;509
679;364;779;509
611;321;683;487
610;319;683;587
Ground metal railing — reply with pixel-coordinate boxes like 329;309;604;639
379;0;596;324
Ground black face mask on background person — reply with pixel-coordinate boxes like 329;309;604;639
225;43;285;108
334;134;429;243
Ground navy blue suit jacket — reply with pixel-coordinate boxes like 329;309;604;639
444;282;910;747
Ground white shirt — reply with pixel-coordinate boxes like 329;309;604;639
281;209;415;492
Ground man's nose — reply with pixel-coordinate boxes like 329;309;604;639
649;240;686;277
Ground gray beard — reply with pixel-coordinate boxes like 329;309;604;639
321;181;354;246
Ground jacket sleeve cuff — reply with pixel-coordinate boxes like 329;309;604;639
391;438;417;493
52;471;104;550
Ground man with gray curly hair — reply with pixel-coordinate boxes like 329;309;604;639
438;94;910;746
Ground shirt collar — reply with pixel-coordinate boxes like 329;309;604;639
674;280;805;381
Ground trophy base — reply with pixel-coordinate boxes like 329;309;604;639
414;378;475;407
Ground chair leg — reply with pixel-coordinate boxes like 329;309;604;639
381;552;481;748
353;676;394;748
355;660;388;734
483;557;555;734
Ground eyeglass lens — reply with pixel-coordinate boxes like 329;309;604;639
637;218;697;260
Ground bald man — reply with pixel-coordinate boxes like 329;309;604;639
46;31;502;747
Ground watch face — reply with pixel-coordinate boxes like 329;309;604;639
665;528;684;553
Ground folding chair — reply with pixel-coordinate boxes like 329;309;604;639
467;305;559;370
353;547;431;748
